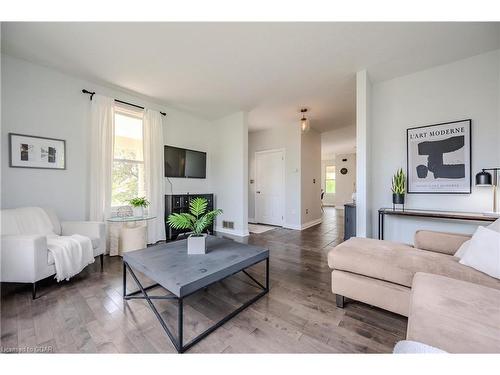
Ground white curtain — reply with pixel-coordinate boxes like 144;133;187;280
144;109;166;243
89;95;114;223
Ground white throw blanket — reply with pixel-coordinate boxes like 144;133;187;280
2;206;95;281
47;234;94;281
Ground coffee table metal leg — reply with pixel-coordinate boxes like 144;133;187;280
123;262;181;352
266;257;269;291
178;298;184;353
123;262;127;297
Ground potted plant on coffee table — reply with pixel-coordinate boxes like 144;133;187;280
129;197;150;217
391;168;406;210
167;197;223;254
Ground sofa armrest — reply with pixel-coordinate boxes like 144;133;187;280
1;235;48;283
61;221;106;254
414;230;471;255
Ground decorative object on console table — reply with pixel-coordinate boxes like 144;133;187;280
9;133;66;170
344;203;356;241
391;168;406;210
165;194;215;240
407;119;471;194
117;206;133;218
475;168;500;213
167;197;222;255
128;196;150;217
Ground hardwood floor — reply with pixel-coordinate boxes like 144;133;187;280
0;207;407;353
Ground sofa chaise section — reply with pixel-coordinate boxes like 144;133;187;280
407;272;500;353
327;233;500;316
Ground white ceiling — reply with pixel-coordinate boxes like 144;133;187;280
321;125;357;160
2;22;500;132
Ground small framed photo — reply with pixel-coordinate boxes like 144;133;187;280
9;133;66;170
407;119;471;194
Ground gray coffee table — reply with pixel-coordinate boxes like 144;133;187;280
122;236;269;353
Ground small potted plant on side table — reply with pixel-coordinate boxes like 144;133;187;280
167;197;223;254
129;197;150;217
391;168;406;211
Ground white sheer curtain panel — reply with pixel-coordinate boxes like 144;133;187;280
143;109;166;243
89;95;114;223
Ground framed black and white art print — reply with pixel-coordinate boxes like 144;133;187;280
407;119;471;194
9;133;66;170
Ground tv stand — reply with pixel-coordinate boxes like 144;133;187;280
164;193;214;240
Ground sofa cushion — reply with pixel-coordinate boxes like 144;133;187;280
328;237;500;290
407;272;500;353
47;237;100;265
459;226;500;279
41;207;62;235
414;230;470;255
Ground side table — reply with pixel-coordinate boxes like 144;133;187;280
107;215;157;256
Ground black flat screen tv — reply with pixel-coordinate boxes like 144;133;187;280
164;145;206;178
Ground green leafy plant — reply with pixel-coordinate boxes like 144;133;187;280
129;197;150;208
167;197;223;237
391;168;406;195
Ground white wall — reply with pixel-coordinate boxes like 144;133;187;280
248;125;301;228
334;153;356;207
301;128;322;227
321;125;356;160
369;50;500;243
1;55;248;235
211;112;249;236
163;111;216;196
321;159;336;206
356;70;373;237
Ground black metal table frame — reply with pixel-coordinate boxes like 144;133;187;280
123;257;269;353
378;208;497;240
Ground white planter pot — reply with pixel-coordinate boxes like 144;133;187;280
187;234;207;255
132;206;144;217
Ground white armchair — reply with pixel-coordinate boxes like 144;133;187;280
1;207;106;298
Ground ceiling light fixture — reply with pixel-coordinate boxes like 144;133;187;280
300;108;310;133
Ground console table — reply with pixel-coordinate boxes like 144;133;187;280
378;208;498;240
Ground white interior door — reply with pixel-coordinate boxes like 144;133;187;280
255;150;285;226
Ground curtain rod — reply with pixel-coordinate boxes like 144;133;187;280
82;89;166;116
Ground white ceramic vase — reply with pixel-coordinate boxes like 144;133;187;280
132;206;144;217
187;234;207;255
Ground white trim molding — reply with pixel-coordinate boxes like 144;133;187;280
215;227;250;237
283;218;322;231
300;218;323;230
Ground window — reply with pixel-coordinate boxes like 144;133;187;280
325;165;336;194
112;107;145;207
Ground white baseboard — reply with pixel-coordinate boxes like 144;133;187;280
283;218;322;231
300;218;323;230
215;227;250;237
248;217;256;223
283;223;301;230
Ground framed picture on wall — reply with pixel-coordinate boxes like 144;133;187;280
9;133;66;170
407;119;471;194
